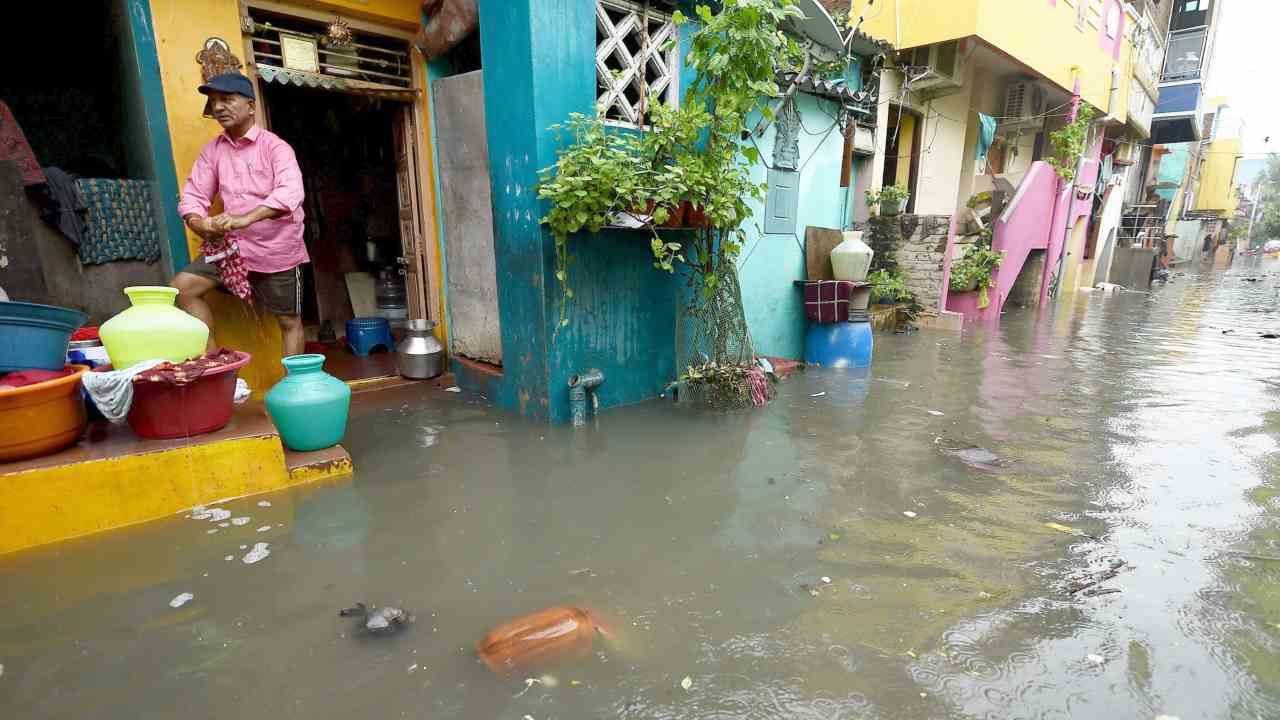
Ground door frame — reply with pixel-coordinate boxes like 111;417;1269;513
237;0;440;323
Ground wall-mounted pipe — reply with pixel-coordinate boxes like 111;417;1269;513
568;369;605;427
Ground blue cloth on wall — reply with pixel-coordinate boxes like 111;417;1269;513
75;178;162;265
975;113;997;169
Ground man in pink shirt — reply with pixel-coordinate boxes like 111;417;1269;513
172;72;309;357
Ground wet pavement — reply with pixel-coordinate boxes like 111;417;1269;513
3;258;1280;719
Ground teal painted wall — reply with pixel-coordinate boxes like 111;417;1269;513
1154;143;1192;203
468;1;865;419
471;0;680;422
121;0;189;272
737;89;858;360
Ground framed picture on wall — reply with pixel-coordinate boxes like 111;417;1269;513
280;33;319;73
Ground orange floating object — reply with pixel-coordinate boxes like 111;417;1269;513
0;365;88;462
476;606;601;674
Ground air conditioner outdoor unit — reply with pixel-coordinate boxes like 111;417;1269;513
901;40;963;97
999;81;1047;132
851;124;875;156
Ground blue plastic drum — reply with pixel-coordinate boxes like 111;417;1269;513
804;321;873;369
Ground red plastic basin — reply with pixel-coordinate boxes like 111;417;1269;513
125;351;252;440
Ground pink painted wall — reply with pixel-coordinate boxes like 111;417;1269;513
1099;0;1125;60
946;161;1057;322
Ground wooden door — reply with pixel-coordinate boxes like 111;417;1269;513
393;105;429;320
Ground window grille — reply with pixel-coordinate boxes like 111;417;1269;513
596;0;679;127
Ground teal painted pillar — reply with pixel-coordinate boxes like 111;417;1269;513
474;0;678;422
122;0;189;272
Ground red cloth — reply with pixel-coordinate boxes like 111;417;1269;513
0;100;46;187
0;368;73;389
202;236;253;304
135;348;241;387
71;327;100;341
802;280;855;324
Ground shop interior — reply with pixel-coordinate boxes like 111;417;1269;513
259;82;410;382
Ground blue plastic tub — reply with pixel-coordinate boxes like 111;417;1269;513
0;301;88;372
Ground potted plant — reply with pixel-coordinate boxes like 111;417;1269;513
949;245;1003;308
867;269;912;305
866;184;910;216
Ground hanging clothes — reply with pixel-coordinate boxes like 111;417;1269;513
40;168;88;247
202;235;253;303
0;100;45;187
975;113;997;171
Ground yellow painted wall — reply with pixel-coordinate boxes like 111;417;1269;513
860;0;1125;112
149;0;437;393
1195;137;1242;214
895;113;915;188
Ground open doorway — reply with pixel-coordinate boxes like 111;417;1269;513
259;83;409;381
883;104;922;213
244;7;431;383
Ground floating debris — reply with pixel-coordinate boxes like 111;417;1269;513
242;542;270;564
207;508;232;523
935;436;1011;472
927;410;945;416
340;603;411;635
680;675;693;691
231;517;250;526
445;386;462;393
1087;653;1105;665
256;525;272;533
820;576;832;584
169;592;194;608
224;555;234;561
257;500;272;507
903;511;918;519
1069;559;1128;594
810;392;827;398
1045;522;1096;539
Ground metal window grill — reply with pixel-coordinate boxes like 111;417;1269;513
246;10;414;99
596;0;679;127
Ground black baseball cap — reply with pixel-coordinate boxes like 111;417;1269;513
198;73;255;100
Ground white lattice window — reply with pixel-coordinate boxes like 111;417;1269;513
596;0;679;127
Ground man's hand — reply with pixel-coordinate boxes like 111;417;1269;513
210;213;253;232
184;214;225;242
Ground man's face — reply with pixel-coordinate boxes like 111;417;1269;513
207;91;254;130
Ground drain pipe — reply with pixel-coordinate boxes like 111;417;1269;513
568;369;605;427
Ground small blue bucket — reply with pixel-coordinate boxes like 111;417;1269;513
0;301;88;372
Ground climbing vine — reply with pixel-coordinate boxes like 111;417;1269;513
1047;106;1096;182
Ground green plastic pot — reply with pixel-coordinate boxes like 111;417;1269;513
265;354;351;451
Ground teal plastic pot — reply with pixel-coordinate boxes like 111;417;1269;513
265;354;351;451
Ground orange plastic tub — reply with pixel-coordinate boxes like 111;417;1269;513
0;365;88;463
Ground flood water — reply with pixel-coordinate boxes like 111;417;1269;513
3;258;1280;719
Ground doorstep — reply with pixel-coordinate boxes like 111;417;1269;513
0;402;352;555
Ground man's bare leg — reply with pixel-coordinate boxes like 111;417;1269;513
277;314;305;357
172;272;219;351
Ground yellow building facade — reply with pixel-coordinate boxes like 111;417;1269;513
147;0;445;393
859;0;1131;114
1194;138;1242;215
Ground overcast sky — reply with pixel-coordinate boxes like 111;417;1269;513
1208;0;1274;155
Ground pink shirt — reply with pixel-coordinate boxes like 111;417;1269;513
178;125;309;273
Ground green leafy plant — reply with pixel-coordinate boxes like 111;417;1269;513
865;183;910;208
538;0;808;329
965;191;992;209
1047;106;1096;182
949;246;1003;293
867;268;912;304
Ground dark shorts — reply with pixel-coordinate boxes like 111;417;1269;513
180;257;304;317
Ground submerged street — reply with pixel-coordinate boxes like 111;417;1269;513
2;258;1279;719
